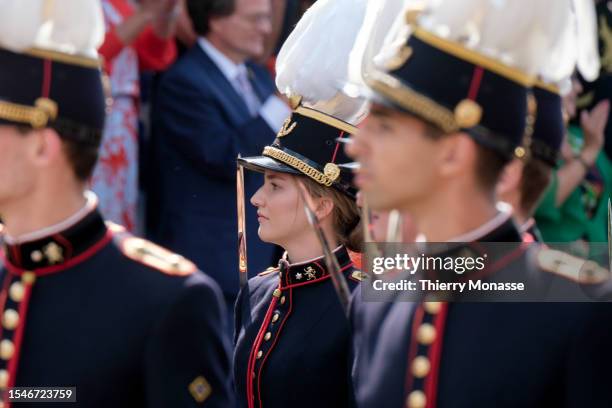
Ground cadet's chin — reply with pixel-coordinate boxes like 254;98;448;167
257;224;273;244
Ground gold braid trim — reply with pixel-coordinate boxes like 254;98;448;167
0;98;57;128
366;70;459;133
24;47;101;69
263;146;335;187
534;80;560;95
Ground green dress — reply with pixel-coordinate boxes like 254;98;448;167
534;126;612;256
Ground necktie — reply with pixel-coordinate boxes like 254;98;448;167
235;67;261;117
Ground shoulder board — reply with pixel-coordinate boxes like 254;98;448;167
537;248;609;284
349;270;366;282
110;222;196;276
258;266;279;277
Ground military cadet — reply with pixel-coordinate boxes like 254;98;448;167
233;1;367;407
495;0;602;242
496;84;565;241
0;1;233;406
346;0;612;407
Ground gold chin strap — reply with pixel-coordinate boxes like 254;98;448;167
0;97;58;129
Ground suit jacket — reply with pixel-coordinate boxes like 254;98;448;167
152;44;278;297
351;218;612;408
0;207;233;407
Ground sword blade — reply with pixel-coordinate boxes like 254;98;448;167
237;157;248;288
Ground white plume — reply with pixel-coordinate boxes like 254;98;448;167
0;0;104;58
275;0;369;124
418;0;577;77
349;0;413;85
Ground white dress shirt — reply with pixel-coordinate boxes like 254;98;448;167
198;37;290;131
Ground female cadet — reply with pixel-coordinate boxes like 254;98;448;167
234;102;363;407
232;2;370;405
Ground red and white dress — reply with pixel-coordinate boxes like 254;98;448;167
92;0;176;231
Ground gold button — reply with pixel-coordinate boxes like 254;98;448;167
272;289;281;298
406;390;426;408
280;296;286;305
416;323;436;345
30;250;43;262
0;369;8;388
264;332;272;341
22;272;36;285
9;282;24;302
2;309;19;330
256;350;263;359
0;340;14;360
411;356;431;378
271;313;280;323
423;302;441;314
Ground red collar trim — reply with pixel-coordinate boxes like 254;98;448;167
0;230;112;277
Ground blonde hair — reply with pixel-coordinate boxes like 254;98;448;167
299;176;363;253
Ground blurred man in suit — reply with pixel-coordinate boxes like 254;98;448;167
153;0;290;317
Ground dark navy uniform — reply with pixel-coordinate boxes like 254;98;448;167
352;217;612;408
234;247;362;408
0;205;234;407
235;89;364;407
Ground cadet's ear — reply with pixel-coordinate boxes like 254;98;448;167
28;127;62;168
496;158;524;198
437;132;475;177
315;195;335;221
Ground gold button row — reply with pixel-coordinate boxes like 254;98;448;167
423;301;441;314
411;356;430;378
416;323;436;345
9;282;24;303
0;368;8;388
0;340;13;360
406;390;426;408
2;309;18;331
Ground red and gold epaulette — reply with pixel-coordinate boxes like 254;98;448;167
108;222;196;276
537;248;609;284
258;266;279;277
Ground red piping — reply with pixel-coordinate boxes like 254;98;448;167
467;66;484;101
0;274;13;343
404;305;425;393
6;280;34;408
281;262;353;290
52;234;74;260
256;288;293;408
331;131;344;163
41;59;52;99
2;230;112;277
424;302;448;408
246;295;279;408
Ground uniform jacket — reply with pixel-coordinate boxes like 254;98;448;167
351;216;612;408
234;247;362;408
152;44;278;297
0;204;233;407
